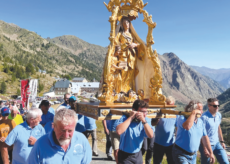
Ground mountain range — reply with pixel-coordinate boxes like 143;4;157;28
191;66;230;89
159;53;224;104
0;20;226;105
0;20;103;81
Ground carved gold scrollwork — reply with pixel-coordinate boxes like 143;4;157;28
122;109;132;115
95;109;98;116
141;7;166;105
101;110;110;116
147;109;160;114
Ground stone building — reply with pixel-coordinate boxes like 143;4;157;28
71;82;99;93
71;83;82;96
54;79;72;95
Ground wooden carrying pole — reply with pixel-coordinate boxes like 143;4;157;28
160;109;201;118
109;109;201;119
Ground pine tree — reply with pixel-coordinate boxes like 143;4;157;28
0;81;7;94
38;83;44;93
11;74;16;83
16;88;21;96
26;63;35;74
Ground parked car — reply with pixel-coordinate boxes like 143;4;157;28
49;101;54;105
90;97;99;102
54;101;61;104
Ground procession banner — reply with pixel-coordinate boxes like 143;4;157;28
28;79;38;103
21;80;30;108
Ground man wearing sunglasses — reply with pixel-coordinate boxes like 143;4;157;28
199;98;229;164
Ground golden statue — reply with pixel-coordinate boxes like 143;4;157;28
98;0;166;105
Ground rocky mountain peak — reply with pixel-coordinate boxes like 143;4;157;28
159;53;224;104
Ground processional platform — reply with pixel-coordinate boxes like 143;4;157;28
76;102;177;120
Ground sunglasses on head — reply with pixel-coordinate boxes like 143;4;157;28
209;104;220;108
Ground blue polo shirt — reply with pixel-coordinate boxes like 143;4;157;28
48;107;55;115
60;103;71;109
40;111;54;126
106;120;111;131
175;116;207;153
75;114;86;133
115;115;154;153
201;110;222;145
155;117;177;146
110;120;116;131
5;121;45;164
84;116;96;131
44;121;53;134
26;131;92;164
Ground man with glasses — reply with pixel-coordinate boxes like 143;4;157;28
116;100;154;164
199;98;229;164
59;93;71;109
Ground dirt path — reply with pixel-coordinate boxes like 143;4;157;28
90;150;116;164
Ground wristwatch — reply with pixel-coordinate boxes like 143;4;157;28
142;121;147;125
220;141;225;143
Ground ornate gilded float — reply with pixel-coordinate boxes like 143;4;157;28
76;0;177;120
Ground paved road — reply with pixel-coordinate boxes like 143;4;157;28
90;150;116;164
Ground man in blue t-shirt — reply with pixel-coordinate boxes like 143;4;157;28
115;100;154;164
109;119;120;163
83;116;98;156
69;96;86;133
141;117;155;164
152;96;177;164
199;98;229;164
59;93;71;109
172;100;215;164
27;108;92;164
2;108;45;164
48;101;55;115
39;100;54;127
102;120;113;160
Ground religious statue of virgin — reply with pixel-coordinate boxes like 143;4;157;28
98;0;166;105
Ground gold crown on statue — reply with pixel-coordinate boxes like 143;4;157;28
104;0;148;18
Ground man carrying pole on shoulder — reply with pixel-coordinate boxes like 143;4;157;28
172;100;215;164
116;100;154;164
152;96;177;164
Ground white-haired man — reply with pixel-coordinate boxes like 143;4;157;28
27;108;92;164
172;100;215;164
2;108;45;164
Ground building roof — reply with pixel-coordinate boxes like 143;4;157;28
71;82;99;88
54;80;71;88
72;77;86;81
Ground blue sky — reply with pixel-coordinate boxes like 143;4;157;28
0;0;229;69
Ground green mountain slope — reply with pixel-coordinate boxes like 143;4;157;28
47;35;107;70
0;20;101;81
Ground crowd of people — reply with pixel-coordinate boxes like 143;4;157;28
103;97;229;164
0;95;228;164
